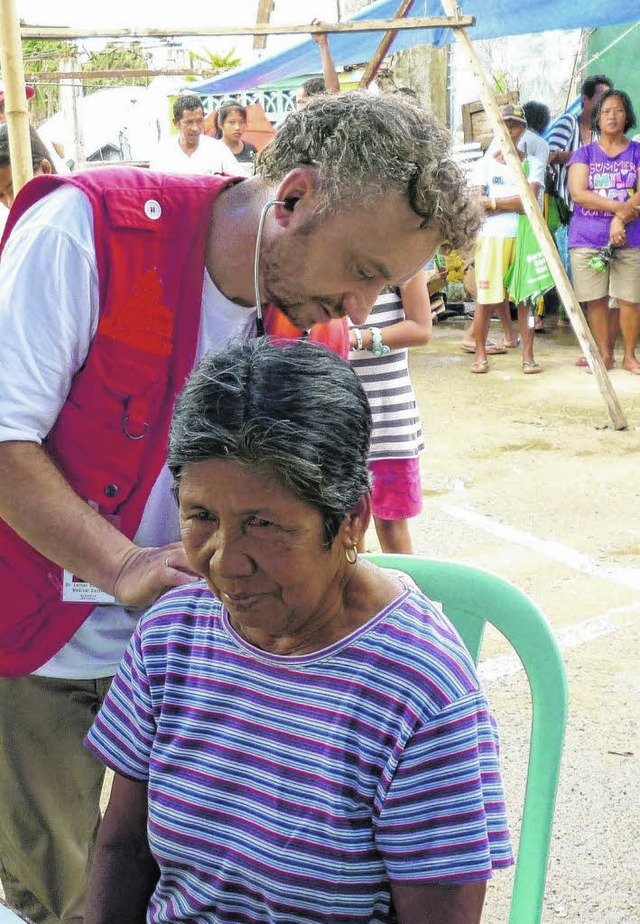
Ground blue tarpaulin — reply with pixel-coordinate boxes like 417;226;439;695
192;0;640;94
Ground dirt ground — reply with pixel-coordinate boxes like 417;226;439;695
2;316;638;924
363;314;640;923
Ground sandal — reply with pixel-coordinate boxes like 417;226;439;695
470;359;489;374
461;340;507;355
522;361;542;375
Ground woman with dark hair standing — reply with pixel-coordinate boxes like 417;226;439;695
568;89;640;373
216;100;258;176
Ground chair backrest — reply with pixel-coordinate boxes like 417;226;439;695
0;899;31;922
365;553;568;924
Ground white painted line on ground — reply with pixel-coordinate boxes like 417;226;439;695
478;601;640;683
442;503;640;591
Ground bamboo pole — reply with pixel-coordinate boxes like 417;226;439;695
0;0;33;195
23;69;222;81
440;0;628;430
19;17;474;41
358;0;416;89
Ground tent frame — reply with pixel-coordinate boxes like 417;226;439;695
0;0;628;428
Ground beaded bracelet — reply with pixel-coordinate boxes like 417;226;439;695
370;327;390;357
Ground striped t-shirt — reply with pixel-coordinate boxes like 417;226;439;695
348;292;425;460
86;581;513;923
548;112;598;210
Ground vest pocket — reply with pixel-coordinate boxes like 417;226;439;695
46;399;151;519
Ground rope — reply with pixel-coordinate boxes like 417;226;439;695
581;20;640;68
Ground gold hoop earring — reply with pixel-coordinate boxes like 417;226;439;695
345;545;358;565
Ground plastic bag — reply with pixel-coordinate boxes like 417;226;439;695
504;213;555;307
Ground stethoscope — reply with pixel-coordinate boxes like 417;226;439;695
253;197;295;337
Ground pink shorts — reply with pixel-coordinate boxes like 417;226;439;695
369;457;423;521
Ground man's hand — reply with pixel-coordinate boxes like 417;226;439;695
310;19;329;46
112;541;200;608
548;150;572;166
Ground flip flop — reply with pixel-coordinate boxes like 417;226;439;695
461;340;507;355
522;361;542;375
470;359;489;374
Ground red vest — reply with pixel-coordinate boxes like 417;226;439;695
0;168;347;676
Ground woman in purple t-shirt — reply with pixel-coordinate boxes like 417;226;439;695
568;89;640;373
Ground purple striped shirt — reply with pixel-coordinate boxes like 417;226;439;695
86;581;513;923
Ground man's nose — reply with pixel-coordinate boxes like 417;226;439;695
342;281;385;326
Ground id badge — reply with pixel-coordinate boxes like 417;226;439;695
60;498;119;604
62;570;117;605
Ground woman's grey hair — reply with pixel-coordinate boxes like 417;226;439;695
256;90;481;255
168;339;372;547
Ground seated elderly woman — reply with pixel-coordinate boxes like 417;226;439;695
84;339;513;924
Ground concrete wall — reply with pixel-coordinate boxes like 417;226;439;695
389;44;449;124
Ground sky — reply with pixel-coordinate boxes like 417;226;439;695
15;0;344;64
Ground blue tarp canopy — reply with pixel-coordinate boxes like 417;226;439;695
192;0;640;95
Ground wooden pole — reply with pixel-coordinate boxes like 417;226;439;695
254;0;275;51
19;17;474;41
0;0;33;195
440;0;628;430
358;0;417;89
23;69;223;81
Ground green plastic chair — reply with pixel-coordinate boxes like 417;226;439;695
366;553;568;924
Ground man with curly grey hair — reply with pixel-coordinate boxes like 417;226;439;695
0;89;479;924
251;92;480;327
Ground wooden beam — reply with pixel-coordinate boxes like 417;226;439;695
22;69;221;81
359;0;416;89
440;0;627;430
19;17;474;41
0;0;33;195
254;0;275;51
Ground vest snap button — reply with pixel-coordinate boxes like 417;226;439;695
104;484;119;498
144;199;162;221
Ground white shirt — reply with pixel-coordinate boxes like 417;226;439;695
473;152;545;238
520;130;549;166
0;185;257;678
149;133;241;176
487;130;549;208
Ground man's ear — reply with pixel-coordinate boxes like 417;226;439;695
271;165;318;225
38;159;53;176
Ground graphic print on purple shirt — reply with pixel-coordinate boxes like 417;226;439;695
568;140;640;249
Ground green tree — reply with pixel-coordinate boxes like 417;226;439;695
16;38;76;122
81;41;152;92
187;47;241;73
